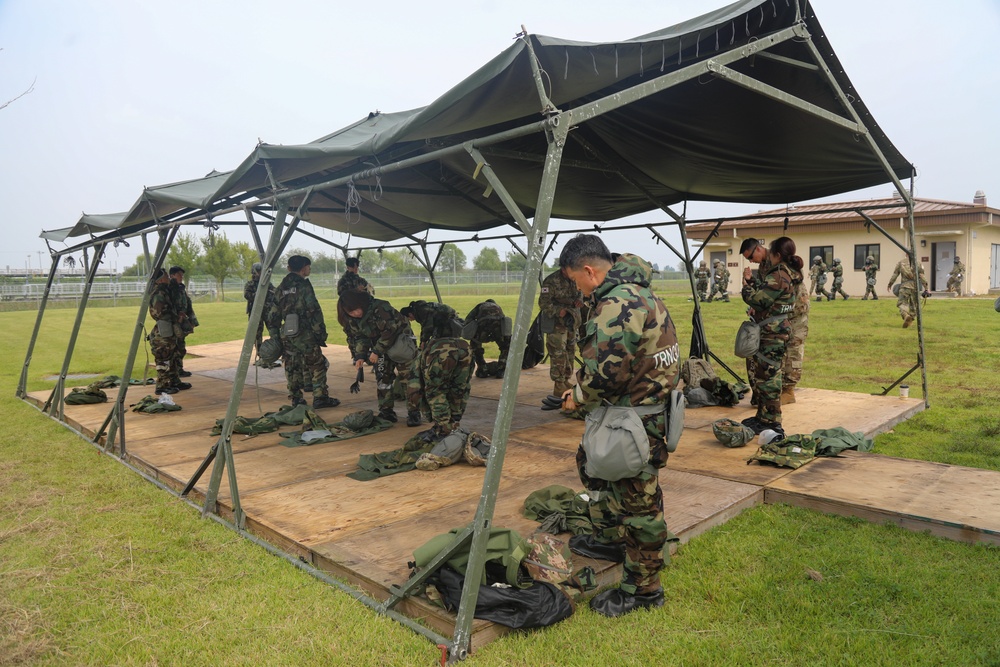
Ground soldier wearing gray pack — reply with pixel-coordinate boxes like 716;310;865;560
538;268;582;396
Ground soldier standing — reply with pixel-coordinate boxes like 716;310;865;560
947;256;965;295
887;255;928;328
244;262;276;362
862;256;879;300
693;260;710;302
560;236;679;618
339;289;415;422
829;258;849;300
813;257;833;301
337;256;374;296
266;255;339;410
538;268;582;396
405;337;473;438
707;259;731;302
168;266;197;382
463;299;511;378
148;268;180;395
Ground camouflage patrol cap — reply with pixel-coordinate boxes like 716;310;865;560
343;409;376;431
712;418;756;448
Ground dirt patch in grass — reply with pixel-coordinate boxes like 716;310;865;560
0;602;56;666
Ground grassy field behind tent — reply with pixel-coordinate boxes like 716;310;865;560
3;285;999;665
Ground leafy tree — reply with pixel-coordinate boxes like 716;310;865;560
505;250;527;273
166;233;202;275
232;241;259;279
437;243;466;273
201;233;239;300
472;247;502;271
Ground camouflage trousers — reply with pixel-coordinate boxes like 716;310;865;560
172;332;188;373
863;284;878;300
576;446;668;595
150;334;178;390
696;279;708;301
896;287;918;324
545;326;577;384
282;339;329;400
376;356;409;412
946;277;962;294
830;280;849;300
816;284;833;300
747;333;788;424
470;322;510;375
406;338;472;430
782;314;808;390
707;282;729;301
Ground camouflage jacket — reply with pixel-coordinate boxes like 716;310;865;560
864;263;878;282
169;281;197;331
887;259;927;291
465;299;505;324
694;267;710;283
572;253;680;421
831;264;844;284
538;270;582;330
348;297;412;360
243;276;275;317
266;272;327;343
742;260;795;335
149;282;178;325
337;271;373;296
713;266;730;286
755;256;807;319
409;300;459;345
949;261;965;278
810;261;827;281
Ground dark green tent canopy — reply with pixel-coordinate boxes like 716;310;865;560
43;0;911;244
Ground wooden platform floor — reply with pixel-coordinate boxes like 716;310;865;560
28;340;1000;648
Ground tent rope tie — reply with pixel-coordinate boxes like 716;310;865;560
614;45;618;79
678;37;682;65
695;32;700;59
345;180;362;226
590;49;598;76
730;21;736;45
660;42;665;72
564;48;569;80
639;44;643;76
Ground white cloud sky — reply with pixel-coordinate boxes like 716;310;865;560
1;0;997;273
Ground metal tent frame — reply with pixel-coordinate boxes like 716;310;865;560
16;6;927;662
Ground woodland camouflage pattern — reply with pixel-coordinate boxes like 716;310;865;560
572;253;679;596
758;255;809;390
863;258;879;300
346;296;413;413
148;281;179;391
267;271;330;403
169;280;197;374
707;261;730;302
464;299;510;377
408;300;459;346
812;259;832;301
694;263;711;301
337;270;373;296
243;274;275;356
947;259;965;295
741;260;795;424
539;269;582;388
830;260;849;300
405;337;472;433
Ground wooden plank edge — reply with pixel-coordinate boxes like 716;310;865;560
674;487;765;545
763;487;1000;546
863;401;926;439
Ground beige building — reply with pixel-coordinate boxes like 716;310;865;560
686;192;1000;296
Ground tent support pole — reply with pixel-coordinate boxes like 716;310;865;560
44;244;106;420
449;119;569;662
906;177;929;407
244;208;265;259
408;244;444;303
16;256;60;399
103;229;174;454
201;196;304;525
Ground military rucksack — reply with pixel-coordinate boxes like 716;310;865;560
681;357;716;389
747;434;817;468
521;314;546;369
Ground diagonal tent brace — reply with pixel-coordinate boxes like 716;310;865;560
17;257;61;399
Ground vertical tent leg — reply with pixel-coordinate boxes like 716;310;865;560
103;229;174;454
45;244;107;421
449;120;568;659
16;257;60;399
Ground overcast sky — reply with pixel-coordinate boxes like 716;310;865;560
1;0;997;274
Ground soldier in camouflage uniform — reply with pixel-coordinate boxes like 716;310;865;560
337;256;374;296
862;256;879;300
401;299;461;426
829;258;849;300
148;269;180;395
340;289;414;422
538;268;582;396
693;260;710;302
947;256;964;296
463;299;511;378
886;255;928;328
706;259;731;302
740;237;801;433
405;337;472;437
559;235;680;618
741;238;808;405
168;267;197;383
244;262;276;360
812;256;832;301
266;255;339;410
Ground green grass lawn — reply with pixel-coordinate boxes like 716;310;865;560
3;289;1000;665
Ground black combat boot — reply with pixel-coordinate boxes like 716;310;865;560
312;396;340;410
406;411;422;427
379;408;398;423
589;587;664;618
568;535;625;563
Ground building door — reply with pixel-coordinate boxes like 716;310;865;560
933;241;956;291
992;244;1000;289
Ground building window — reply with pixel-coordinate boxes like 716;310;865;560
854;244;880;270
809;246;833;267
